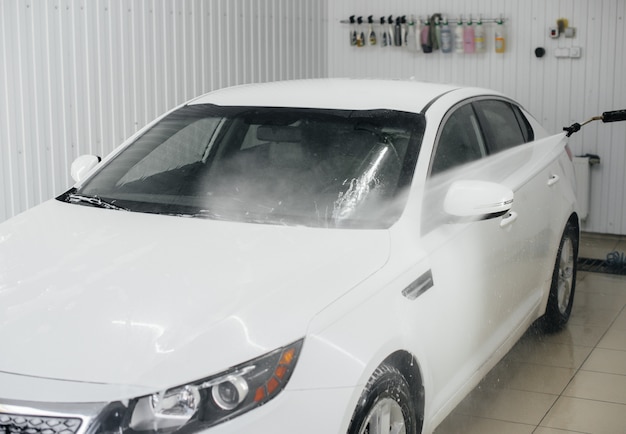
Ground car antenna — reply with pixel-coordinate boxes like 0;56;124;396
564;109;626;137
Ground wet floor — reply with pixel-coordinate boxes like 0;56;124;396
434;233;626;434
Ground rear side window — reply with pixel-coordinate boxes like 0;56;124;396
473;100;529;154
511;105;535;142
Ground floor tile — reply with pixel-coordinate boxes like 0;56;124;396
572;290;626;311
533;428;589;434
483;360;576;395
612;309;626;330
563;370;626;404
452;388;557;426
540;397;626;434
597;326;626;351
568;305;620;329
576;273;626;297
534;324;606;348
505;339;593;370
581;348;626;375
433;413;534;434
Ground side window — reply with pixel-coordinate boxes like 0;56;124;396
511;104;535;143
473;100;527;154
431;103;486;175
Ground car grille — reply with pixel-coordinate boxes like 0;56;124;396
0;413;82;434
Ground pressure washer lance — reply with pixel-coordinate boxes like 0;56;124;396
564;110;626;137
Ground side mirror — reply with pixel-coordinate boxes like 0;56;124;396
444;180;514;219
71;155;101;182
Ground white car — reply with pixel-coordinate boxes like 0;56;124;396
0;79;579;434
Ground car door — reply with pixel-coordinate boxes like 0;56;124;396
418;99;546;414
472;99;557;318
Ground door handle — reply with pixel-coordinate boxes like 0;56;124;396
500;211;518;228
547;174;560;186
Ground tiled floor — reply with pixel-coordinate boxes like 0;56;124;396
434;232;626;434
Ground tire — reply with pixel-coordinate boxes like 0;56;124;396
348;363;418;434
542;222;578;332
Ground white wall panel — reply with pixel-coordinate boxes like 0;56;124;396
0;0;328;223
328;0;626;235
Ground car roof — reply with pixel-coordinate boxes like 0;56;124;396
189;78;472;114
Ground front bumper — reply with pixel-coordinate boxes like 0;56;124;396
0;386;357;434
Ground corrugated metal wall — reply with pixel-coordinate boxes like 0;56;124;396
0;0;328;223
328;0;626;235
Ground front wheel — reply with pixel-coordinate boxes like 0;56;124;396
348;364;418;434
542;222;578;332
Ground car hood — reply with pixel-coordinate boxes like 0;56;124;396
0;200;389;394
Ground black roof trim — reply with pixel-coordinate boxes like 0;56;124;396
420;88;459;115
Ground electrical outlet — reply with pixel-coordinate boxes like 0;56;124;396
554;47;570;58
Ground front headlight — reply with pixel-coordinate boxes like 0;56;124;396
90;339;303;433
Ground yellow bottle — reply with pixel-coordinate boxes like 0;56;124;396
495;17;506;53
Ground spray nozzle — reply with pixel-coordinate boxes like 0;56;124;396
380;16;386;24
357;16;363;25
349;15;355;24
368;15;373;24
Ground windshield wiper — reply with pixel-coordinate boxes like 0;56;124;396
68;193;129;211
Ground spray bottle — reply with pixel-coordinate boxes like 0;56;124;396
401;16;408;47
454;15;464;54
495;15;506;53
349;15;357;46
387;15;394;47
434;15;442;51
421;15;432;53
474;14;485;53
367;15;377;46
440;16;453;53
406;15;418;52
394;16;403;46
356;16;365;47
380;17;388;47
463;14;475;53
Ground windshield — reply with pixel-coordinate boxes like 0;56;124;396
60;105;425;228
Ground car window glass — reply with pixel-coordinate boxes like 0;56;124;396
473;100;526;153
118;117;220;185
431;104;486;175
71;105;425;229
511;104;535;142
